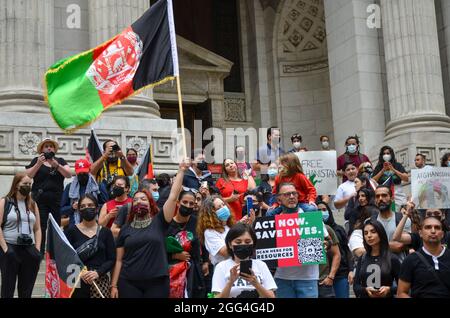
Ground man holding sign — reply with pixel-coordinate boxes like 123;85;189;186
261;183;330;298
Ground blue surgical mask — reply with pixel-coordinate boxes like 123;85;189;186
152;191;160;202
268;169;278;178
216;206;231;221
347;145;357;154
322;210;329;222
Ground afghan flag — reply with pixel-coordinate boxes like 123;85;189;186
253;212;326;269
137;144;155;180
45;214;85;298
86;128;103;163
45;0;179;132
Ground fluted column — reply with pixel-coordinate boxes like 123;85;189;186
88;0;161;118
381;0;450;137
0;0;54;112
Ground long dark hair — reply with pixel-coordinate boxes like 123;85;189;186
225;223;257;259
362;219;391;273
376;146;396;169
441;153;450;167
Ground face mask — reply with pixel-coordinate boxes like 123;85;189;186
79;208;97;222
197;161;208;171
112;186;125;198
267;169;278;178
236;152;245;161
132;203;149;217
233;244;254;260
216;206;231;221
378;201;391;212
18;185;31;196
447;162;450;167
127;156;137;164
347;145;357;154
77;173;89;186
151;191;160;202
383;154;391;162
179;205;194;217
293;141;301;149
322;141;329;149
282;205;298;214
322;210;329;222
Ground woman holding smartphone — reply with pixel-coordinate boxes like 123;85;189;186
211;223;276;298
353;219;400;298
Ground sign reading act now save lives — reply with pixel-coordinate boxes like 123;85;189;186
253;211;326;268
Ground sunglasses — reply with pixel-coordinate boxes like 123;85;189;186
278;191;298;198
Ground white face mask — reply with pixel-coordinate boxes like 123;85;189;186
383;154;392;162
322;141;329;149
293;141;301;149
347;144;357;154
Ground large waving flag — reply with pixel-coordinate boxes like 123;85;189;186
45;214;84;298
45;0;179;132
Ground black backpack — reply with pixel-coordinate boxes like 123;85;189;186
1;197;14;229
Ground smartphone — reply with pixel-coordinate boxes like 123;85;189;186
112;144;120;152
239;260;252;276
246;196;253;216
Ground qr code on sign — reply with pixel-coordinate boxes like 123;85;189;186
297;238;323;263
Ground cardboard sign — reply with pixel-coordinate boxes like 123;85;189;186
295;151;338;195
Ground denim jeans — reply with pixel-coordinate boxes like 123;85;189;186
333;276;349;298
298;203;318;212
275;278;319;298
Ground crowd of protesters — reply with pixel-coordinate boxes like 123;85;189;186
1;130;450;299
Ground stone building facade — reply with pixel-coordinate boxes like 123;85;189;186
1;0;450;195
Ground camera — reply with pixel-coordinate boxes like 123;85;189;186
111;144;120;152
44;151;55;160
17;234;33;245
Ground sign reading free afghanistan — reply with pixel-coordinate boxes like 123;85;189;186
411;167;450;209
295;151;338;195
253;211;326;268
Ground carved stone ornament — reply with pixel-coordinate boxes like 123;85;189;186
19;133;40;155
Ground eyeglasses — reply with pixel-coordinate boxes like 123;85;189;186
426;211;442;217
278;191;299;198
363;218;372;225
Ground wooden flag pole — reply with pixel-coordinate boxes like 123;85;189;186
176;76;188;159
92;281;105;298
69;267;87;298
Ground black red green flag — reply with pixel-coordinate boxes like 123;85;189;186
86;128;103;163
137;144;155;180
45;0;179;132
45;214;84;298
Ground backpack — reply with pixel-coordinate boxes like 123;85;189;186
1;197;14;229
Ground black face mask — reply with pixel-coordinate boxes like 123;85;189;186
79;208;97;221
378;201;391;212
233;244;254;260
196;161;208;171
179;205;194;217
18;185;31;196
77;173;89;186
111;186;125;198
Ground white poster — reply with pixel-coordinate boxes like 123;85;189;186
411;167;450;209
295;151;338;195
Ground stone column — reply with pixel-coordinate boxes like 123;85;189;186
324;0;386;155
0;0;54;112
381;0;450;138
88;0;161;118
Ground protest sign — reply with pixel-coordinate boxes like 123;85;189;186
295;151;337;195
411;167;450;209
254;211;326;268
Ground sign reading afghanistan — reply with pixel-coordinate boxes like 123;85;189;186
411;167;450;209
253;211;326;269
295;151;338;195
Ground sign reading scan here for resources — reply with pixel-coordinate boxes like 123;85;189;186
254;211;326;268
